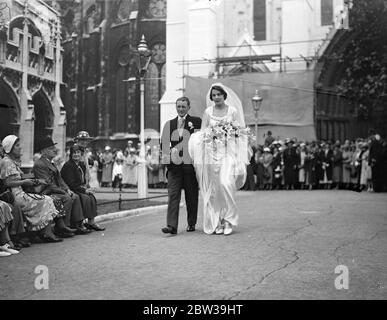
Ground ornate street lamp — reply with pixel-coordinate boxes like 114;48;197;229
251;90;263;146
136;35;151;199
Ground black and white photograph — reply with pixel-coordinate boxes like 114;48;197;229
0;0;386;305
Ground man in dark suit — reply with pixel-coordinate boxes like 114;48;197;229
369;134;385;192
160;97;202;235
33;137;90;236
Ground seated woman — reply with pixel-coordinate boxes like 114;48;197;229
0;200;19;256
60;144;105;231
0;135;62;243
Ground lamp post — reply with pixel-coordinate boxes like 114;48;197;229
251;90;263;146
136;35;151;199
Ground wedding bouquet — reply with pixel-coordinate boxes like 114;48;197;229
203;120;251;145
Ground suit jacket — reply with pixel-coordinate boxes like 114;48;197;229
160;114;202;170
32;157;69;195
320;149;334;165
60;160;88;194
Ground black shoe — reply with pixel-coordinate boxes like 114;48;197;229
186;225;195;232
39;234;63;243
12;237;31;248
63;226;77;233
84;223;105;231
54;229;75;238
74;227;92;235
10;242;23;251
161;226;177;235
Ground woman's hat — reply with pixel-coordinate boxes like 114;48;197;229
2;135;19;154
264;147;270;152
105;146;111;151
36;136;57;152
75;131;92;140
285;138;294;145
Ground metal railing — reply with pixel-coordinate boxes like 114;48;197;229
97;193;168;211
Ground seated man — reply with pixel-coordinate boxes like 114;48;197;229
33;137;91;236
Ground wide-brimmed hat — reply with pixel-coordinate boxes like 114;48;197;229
2;135;19;154
264;147;271;152
75;131;92;140
285;138;294;145
36;136;57;152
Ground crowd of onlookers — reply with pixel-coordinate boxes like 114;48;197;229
242;131;387;193
67;140;167;191
68;132;387;194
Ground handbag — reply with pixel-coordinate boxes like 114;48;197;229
0;179;14;204
23;183;46;194
22;178;46;196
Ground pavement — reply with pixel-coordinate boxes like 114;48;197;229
0;189;386;300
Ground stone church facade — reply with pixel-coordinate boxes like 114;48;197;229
0;0;65;167
51;0;166;141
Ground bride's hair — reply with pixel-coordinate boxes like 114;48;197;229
209;85;227;101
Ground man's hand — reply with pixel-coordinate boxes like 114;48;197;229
67;189;73;196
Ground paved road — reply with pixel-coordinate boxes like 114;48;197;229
1;190;386;300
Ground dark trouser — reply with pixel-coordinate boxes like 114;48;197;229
372;164;384;192
8;203;26;236
69;193;84;226
166;165;198;230
112;175;123;190
243;165;256;190
76;192;98;219
49;192;84;226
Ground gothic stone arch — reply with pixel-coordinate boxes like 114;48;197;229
0;76;20;140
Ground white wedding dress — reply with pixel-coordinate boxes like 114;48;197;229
189;105;250;234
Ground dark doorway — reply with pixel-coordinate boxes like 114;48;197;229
32;90;54;152
0;78;20;140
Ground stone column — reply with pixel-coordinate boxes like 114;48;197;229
20;17;34;169
52;20;66;159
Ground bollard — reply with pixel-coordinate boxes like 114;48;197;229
118;193;122;211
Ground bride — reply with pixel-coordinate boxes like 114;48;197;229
188;83;251;235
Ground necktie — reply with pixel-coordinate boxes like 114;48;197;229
178;117;185;136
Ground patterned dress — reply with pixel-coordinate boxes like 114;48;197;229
0;156;58;231
0;200;13;232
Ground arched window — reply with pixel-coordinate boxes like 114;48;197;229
145;62;160;131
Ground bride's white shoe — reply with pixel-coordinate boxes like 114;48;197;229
224;222;233;235
215;225;224;235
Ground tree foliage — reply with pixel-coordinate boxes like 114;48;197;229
338;0;387;119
